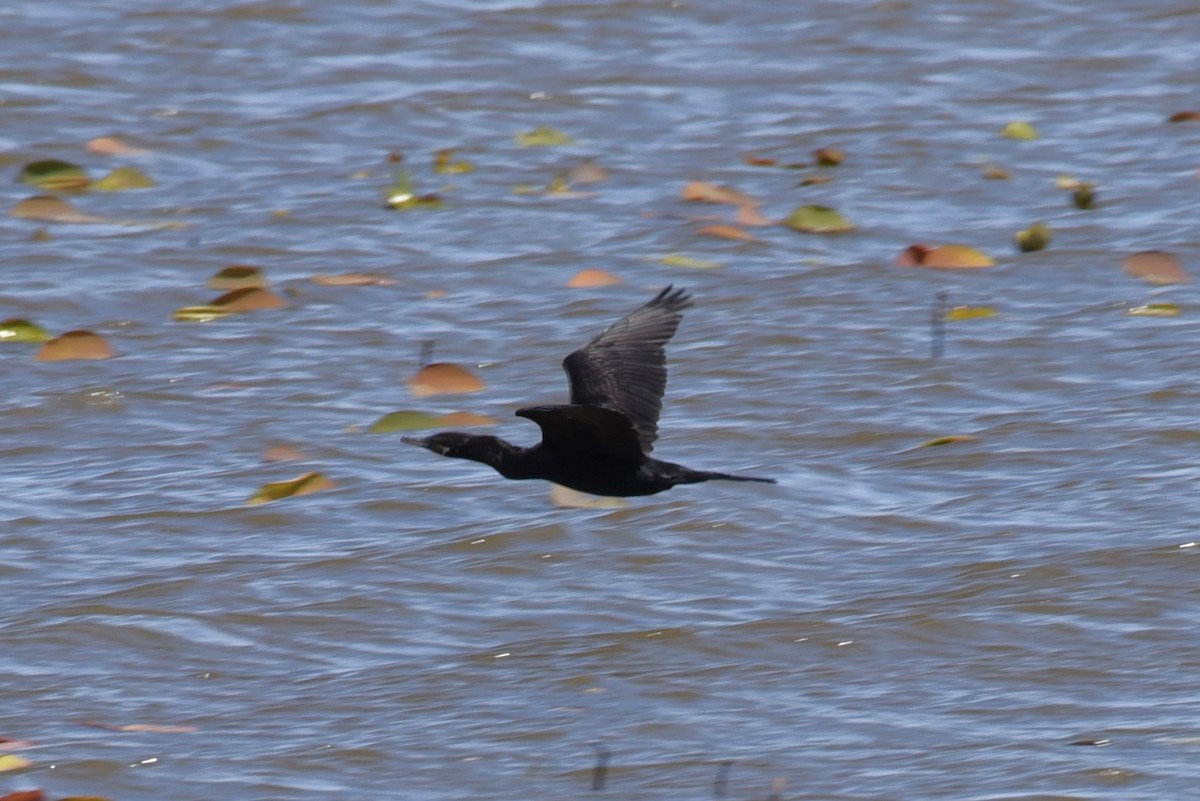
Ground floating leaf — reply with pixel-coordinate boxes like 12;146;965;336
515;126;573;146
0;790;44;801
567;268;622;288
0;754;33;772
981;164;1011;179
87;135;147;156
1122;251;1188;285
247;471;336;505
311;273;397;286
263;444;307;462
549;484;629;509
735;204;775;226
36;330;115;361
566;160;609;184
945;306;997;321
91;166;156;191
742;153;777;167
369;410;444;432
210;287;289;311
1072;183;1096;209
1015;221;1051;253
680;181;755;206
0;318;50;343
209;265;266;290
898;244;995;269
697;223;759;242
799;174;834;186
384;168;443;209
408;363;485;397
660;253;723;270
78;720;196;733
433;148;474;174
16;159;89;191
173;305;232;322
782;204;855;233
10;195;110;224
1127;303;1181;317
922;435;978;448
438;411;496;427
1168;110;1200;123
1001;120;1039;140
812;147;844;166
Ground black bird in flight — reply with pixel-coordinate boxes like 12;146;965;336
403;286;775;496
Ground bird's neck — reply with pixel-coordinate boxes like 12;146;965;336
453;435;539;479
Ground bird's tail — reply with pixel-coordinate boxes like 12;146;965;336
693;470;776;485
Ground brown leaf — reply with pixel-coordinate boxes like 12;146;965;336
734;204;776;226
210;287;289;312
567;268;622;288
209;265;266;290
0;790;44;801
1168;110;1200;123
86;136;149;156
697;223;759;243
438;411;497;427
10;196;111;224
741;153;776;166
680;180;756;206
262;444;307;463
897;244;995;269
408;363;485;397
812;147;844;166
36;330;116;361
1122;250;1188;285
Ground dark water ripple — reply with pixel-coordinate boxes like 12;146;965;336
2;0;1200;799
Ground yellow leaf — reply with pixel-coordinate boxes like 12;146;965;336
246;472;336;505
945;306;998;321
1127;304;1181;317
0;754;33;772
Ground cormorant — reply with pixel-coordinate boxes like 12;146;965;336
403;286;775;496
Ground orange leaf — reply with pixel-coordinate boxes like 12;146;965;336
1168;110;1200;123
1122;250;1188;285
408;363;485;397
680;181;755;206
697;223;759;243
567;268;622;288
210;287;289;311
262;444;307;462
311;273;396;286
438;411;496;427
897;244;995;269
735;204;776;226
36;330;116;361
742;153;776;166
0;791;44;801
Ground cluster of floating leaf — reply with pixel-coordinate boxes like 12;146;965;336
6;116;1196;500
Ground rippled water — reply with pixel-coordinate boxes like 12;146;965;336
2;1;1199;799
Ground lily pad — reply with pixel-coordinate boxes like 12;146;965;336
91;166;156;191
87;135;148;156
1072;183;1097;209
813;147;844;166
680;181;755;205
0;754;33;772
0;318;50;343
17;159;90;191
438;411;496;427
36;330;115;361
408;363;485;397
515;126;574;146
433;148;474;174
922;435;978;448
369;410;444;433
782;204;855;233
697;223;758;243
209;265;266;290
246;471;336;505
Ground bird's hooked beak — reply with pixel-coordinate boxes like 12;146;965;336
401;435;441;454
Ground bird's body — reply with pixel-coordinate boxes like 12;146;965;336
404;286;774;496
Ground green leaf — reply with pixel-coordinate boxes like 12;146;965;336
91;166;156;191
246;471;336;505
0;317;51;343
1001;121;1039;140
173;305;233;322
209;265;266;290
369;410;444;433
1127;303;1181;317
16;159;90;190
660;253;724;270
922;435;978;448
1014;221;1051;252
782;204;855;233
515;126;574;146
945;306;998;321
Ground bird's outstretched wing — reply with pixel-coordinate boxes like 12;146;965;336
516;404;644;461
561;285;693;454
